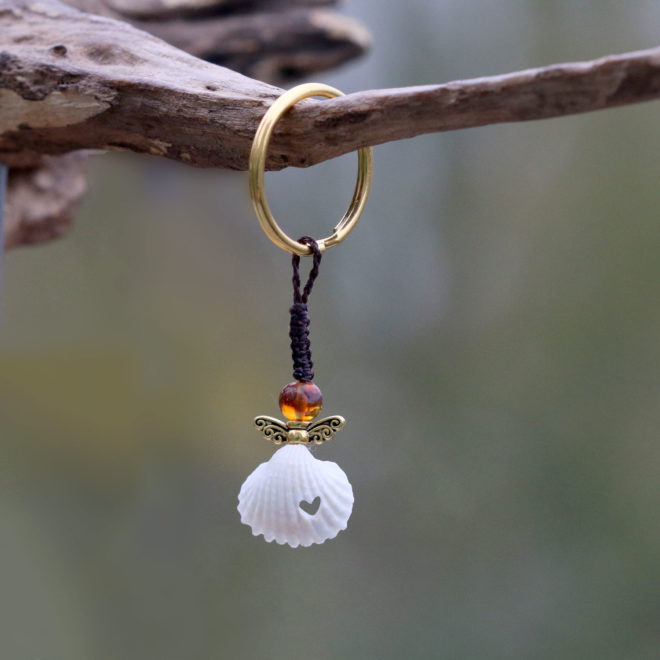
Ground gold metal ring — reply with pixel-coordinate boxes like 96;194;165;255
249;83;373;256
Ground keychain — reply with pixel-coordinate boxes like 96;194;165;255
237;83;373;547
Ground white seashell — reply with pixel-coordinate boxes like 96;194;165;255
238;444;354;548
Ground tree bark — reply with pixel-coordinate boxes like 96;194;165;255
3;0;660;247
3;1;660;171
65;0;369;83
1;0;369;246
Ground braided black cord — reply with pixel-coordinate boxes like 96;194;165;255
289;236;322;382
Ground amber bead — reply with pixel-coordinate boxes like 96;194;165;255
279;381;323;422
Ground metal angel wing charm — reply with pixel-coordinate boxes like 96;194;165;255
254;416;289;445
254;414;346;445
307;416;346;444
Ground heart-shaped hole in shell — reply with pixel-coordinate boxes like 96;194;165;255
299;496;321;515
238;444;354;547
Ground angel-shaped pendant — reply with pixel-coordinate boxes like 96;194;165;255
238;381;354;548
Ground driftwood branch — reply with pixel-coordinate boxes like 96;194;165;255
3;0;660;171
4;152;87;248
78;0;338;22
2;1;660;248
65;0;369;83
0;0;660;249
1;0;369;246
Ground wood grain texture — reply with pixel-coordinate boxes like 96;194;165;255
2;0;660;172
1;0;370;246
66;0;369;82
3;0;660;250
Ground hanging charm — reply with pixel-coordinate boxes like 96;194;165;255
239;83;372;547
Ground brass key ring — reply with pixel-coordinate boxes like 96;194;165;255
249;83;373;256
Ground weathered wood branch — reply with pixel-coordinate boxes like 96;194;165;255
4;152;87;247
66;0;370;83
1;0;369;246
3;0;660;249
3;0;660;171
0;0;660;169
84;0;337;22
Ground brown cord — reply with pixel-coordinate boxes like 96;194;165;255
289;236;322;382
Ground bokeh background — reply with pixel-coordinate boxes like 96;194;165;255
3;1;660;658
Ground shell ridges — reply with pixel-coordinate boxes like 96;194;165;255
238;444;354;548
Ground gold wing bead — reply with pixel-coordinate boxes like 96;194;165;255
306;415;346;445
254;416;289;445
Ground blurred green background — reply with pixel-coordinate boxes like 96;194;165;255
3;1;660;658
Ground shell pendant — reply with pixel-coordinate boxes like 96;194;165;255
239;381;353;547
238;444;354;548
